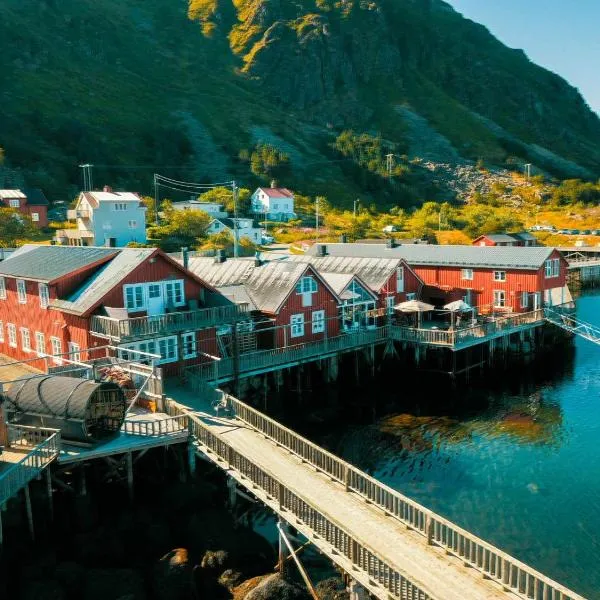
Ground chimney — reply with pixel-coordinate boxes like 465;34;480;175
103;185;113;193
387;238;397;249
181;247;189;270
316;244;327;257
339;234;348;244
214;249;227;264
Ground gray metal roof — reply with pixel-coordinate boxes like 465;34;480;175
478;234;519;243
185;257;257;288
306;243;557;270
216;285;258;311
0;245;118;282
52;248;156;315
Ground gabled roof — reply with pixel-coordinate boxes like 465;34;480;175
510;232;537;241
184;257;257;288
0;190;26;200
0;245;118;282
306;243;559;270
22;188;49;206
475;233;519;243
320;272;378;301
257;187;294;199
209;217;260;230
80;191;141;208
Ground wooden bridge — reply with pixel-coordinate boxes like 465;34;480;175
165;394;585;600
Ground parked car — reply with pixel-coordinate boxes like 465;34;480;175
382;225;399;233
571;229;581;235
582;230;592;236
558;229;570;234
591;230;600;236
261;233;275;245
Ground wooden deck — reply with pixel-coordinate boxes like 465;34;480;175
165;389;584;600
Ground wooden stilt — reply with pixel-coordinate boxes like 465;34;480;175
79;465;87;497
126;452;134;503
24;483;35;541
46;468;54;522
187;419;196;478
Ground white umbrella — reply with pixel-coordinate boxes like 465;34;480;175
444;299;472;312
394;300;435;312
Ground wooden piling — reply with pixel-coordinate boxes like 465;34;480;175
24;483;34;541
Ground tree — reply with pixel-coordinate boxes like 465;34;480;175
151;208;211;251
0;209;39;247
197;186;252;215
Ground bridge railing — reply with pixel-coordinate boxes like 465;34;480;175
184;409;434;600
219;395;584;600
117;415;189;437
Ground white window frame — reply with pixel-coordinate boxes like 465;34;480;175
461;269;473;281
165;280;185;307
296;276;317;308
124;284;145;311
9;199;19;208
545;259;561;278
182;332;197;359
521;291;529;309
68;342;81;362
148;283;161;299
406;293;417;301
7;323;16;348
158;336;178;364
493;271;506;282
39;282;50;309
17;279;27;304
20;327;31;353
494;290;506;308
290;314;305;338
553;258;560;277
0;321;4;343
35;331;45;356
386;296;395;315
311;310;325;334
50;337;63;364
31;212;40;222
0;276;6;300
396;267;405;292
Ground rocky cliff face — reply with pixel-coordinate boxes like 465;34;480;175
1;0;599;202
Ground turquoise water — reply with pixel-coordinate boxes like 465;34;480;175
329;295;600;598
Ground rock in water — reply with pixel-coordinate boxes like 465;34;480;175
244;573;311;600
153;548;193;600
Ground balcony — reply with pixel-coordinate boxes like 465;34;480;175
67;209;91;220
90;303;250;342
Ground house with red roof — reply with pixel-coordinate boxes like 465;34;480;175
250;185;295;222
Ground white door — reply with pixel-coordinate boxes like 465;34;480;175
533;292;541;310
147;283;165;316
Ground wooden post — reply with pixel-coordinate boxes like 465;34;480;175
24;483;35;541
46;468;54;522
79;465;87;497
187;419;196;477
126;452;134;503
227;477;237;508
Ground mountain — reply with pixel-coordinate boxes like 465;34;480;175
1;0;599;207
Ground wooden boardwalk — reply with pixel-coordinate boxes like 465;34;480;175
166;390;585;600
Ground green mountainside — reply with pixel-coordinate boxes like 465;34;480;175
1;0;599;207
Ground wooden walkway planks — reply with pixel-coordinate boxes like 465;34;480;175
192;410;517;600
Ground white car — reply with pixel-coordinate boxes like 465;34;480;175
261;234;274;245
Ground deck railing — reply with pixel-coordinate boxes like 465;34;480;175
120;415;188;437
176;395;583;600
391;309;545;349
90;303;250;341
0;426;61;505
186;327;389;384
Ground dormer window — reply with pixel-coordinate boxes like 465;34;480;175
296;276;318;307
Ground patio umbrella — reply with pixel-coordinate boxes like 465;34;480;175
394;300;434;328
444;300;472;312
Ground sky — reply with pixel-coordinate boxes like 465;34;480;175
446;0;600;115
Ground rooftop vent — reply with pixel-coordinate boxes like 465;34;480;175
386;238;397;249
316;244;327;257
214;249;226;264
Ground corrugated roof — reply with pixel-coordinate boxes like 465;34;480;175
185;257;257;288
52;248;155;315
0;190;26;199
0;245;118;282
258;187;293;198
478;234;519;243
306;244;557;270
216;285;258;311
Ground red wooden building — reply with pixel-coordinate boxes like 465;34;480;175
0;189;49;228
0;245;237;374
472;232;538;247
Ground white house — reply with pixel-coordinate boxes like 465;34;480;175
171;200;228;218
55;186;147;247
206;217;263;244
250;186;295;222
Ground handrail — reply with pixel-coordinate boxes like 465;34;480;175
90;303;249;340
119;415;188;437
175;396;583;600
0;429;61;505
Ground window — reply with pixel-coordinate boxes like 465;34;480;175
521;292;529;309
128;220;137;228
0;321;4;343
9;199;19;208
461;269;473;280
0;277;6;300
182;332;197;359
17;279;27;304
7;323;16;347
114;203;127;211
494;290;506;308
165;280;185;307
158;337;178;364
296;276;318;307
554;259;560;277
290;314;305;338
406;293;416;301
493;271;506;282
273;203;279;210
386;296;395;315
20;328;31;352
396;267;405;292
148;284;161;299
68;342;81;362
50;337;63;364
124;284;145;311
312;310;325;334
39;283;50;309
31;212;39;222
545;259;560;278
35;332;45;356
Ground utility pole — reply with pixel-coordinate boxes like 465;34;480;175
315;197;320;241
525;163;532;181
353;198;360;218
79;164;94;192
386;154;394;178
232;181;239;258
153;174;159;225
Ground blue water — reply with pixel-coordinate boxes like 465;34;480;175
334;294;600;598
